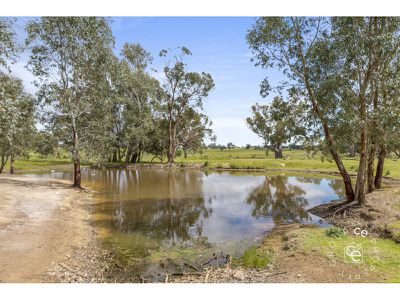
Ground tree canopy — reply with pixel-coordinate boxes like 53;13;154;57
247;17;400;205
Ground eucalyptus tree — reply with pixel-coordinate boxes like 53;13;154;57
34;131;58;157
0;18;19;72
373;51;400;189
246;96;305;158
158;47;215;163
362;18;400;191
247;17;395;206
0;74;36;173
247;17;356;202
26;17;115;187
178;108;215;158
227;142;235;150
330;17;400;203
112;43;161;164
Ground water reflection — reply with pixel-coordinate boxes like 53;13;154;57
95;170;212;247
245;176;309;223
24;169;344;250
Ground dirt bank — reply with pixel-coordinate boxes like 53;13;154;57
170;222;400;283
309;179;400;242
0;175;107;283
171;180;400;283
2;174;399;283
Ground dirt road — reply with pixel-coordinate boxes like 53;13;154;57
0;175;93;282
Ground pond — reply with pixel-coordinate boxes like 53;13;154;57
25;169;344;261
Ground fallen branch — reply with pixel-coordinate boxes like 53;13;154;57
170;272;203;277
184;262;200;272
265;271;287;277
204;269;210;283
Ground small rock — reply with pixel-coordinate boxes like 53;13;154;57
232;269;246;280
297;274;301;278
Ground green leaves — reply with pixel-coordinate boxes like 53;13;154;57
122;43;152;71
25;17;116;167
246;96;305;155
158;47;215;162
0;74;36;167
0;18;19;72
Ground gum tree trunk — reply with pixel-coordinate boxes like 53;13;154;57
354;87;369;206
125;145;132;164
367;142;376;193
304;85;355;203
130;152;138;163
112;150;118;162
72;117;81;188
374;146;386;189
0;155;8;174
9;154;15;174
295;34;355;203
274;147;283;159
367;85;378;193
354;123;367;206
167;123;177;164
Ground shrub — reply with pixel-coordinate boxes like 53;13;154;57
325;227;346;239
240;247;270;268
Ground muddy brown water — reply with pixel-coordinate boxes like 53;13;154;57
25;169;344;280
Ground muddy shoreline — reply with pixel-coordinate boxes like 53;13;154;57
102;162;353;177
1;173;399;283
308;179;400;242
0;175;104;282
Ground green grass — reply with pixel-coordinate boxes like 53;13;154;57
325;227;346;239
302;227;400;282
247;226;400;282
1;150;90;174
388;221;400;230
3;148;400;179
172;148;400;179
5;154;72;173
237;246;271;269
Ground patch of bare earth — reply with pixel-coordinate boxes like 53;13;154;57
172;180;400;283
0;175;109;283
309;179;400;241
168;224;346;283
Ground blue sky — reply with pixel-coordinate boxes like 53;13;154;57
12;17;281;146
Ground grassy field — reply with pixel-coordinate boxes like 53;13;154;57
173;148;400;179
3;148;400;179
2;151;85;174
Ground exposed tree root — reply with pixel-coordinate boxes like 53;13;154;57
331;201;360;219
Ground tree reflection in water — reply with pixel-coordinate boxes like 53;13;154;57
246;175;310;223
96;169;212;247
92;170;345;251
